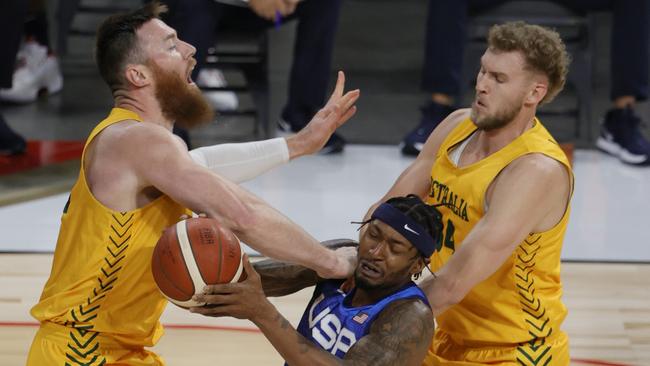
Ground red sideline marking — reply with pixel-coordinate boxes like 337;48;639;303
0;140;84;175
0;321;260;334
0;322;636;365
164;323;260;333
572;359;634;366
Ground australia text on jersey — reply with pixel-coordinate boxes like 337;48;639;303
428;178;469;222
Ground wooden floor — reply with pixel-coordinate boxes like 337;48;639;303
1;254;649;365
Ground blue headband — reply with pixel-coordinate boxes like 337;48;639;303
370;203;436;258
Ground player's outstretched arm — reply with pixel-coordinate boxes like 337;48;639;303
192;258;433;366
188;71;359;184
255;239;358;297
126;123;355;279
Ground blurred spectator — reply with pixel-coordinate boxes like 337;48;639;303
0;0;28;156
164;0;346;154
402;0;650;166
0;0;63;104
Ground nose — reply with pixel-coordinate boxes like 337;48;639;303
475;71;487;94
180;39;196;59
367;240;387;259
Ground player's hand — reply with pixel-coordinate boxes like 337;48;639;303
317;245;358;279
249;0;293;21
190;255;270;320
285;71;360;158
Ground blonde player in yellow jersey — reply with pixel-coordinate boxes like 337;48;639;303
368;22;573;365
27;2;360;365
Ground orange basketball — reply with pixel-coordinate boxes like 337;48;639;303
151;217;244;308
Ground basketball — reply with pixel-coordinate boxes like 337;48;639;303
151;217;244;308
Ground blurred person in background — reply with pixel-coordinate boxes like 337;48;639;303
0;0;29;156
164;0;346;154
402;0;650;167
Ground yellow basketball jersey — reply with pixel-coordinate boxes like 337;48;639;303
425;118;573;353
31;108;188;347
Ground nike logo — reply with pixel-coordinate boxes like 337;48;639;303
404;224;419;235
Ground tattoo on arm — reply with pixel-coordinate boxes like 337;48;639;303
254;259;320;297
343;299;435;366
254;239;358;297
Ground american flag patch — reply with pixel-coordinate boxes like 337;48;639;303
353;312;369;324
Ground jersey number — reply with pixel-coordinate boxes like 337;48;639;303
436;219;455;252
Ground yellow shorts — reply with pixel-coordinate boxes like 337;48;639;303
27;322;164;366
423;329;570;366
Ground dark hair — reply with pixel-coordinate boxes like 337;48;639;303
488;21;570;104
95;1;167;93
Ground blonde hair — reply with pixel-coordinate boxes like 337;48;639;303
488;21;571;104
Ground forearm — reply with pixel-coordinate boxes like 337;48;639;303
189;138;289;183
255;239;356;296
167;166;344;278
253;302;344;366
254;259;320;297
232;198;343;278
418;274;460;317
420;222;524;316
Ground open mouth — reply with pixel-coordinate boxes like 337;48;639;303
359;260;383;278
186;63;196;84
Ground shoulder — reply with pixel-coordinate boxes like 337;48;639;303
372;298;433;333
437;108;471;137
504;153;570;186
419;108;472;158
103;121;187;158
344;298;433;364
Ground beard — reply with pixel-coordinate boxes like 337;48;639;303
149;61;214;129
470;95;524;131
354;269;384;291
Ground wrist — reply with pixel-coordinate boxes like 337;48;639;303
252;298;279;326
284;135;306;160
316;250;344;278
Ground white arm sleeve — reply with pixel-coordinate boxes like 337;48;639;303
189;137;290;183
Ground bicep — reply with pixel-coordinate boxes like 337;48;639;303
343;300;434;366
131;128;256;227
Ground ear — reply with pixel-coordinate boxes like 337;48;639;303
124;63;152;88
409;256;426;277
525;81;548;106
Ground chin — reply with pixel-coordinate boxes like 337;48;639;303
354;274;382;290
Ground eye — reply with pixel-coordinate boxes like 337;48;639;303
390;243;408;254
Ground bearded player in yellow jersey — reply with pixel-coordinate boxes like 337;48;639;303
368;22;573;365
27;2;360;364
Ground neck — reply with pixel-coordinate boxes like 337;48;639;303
114;88;174;131
350;281;410;307
473;108;536;157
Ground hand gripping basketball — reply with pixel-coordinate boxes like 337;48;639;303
151;217;245;308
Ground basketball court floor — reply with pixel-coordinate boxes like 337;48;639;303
1;146;649;365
